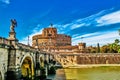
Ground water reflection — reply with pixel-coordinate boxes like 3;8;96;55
64;66;120;80
47;69;66;80
48;66;120;80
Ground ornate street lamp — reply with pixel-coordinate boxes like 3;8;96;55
35;38;38;50
27;36;30;46
48;33;52;52
34;37;39;79
80;37;84;43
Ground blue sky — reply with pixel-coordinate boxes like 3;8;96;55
0;0;120;46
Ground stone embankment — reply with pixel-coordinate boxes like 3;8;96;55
65;64;120;68
77;53;120;64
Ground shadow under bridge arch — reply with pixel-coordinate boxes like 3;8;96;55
20;55;34;79
0;71;3;80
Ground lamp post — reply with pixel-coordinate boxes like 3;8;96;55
48;34;52;52
35;38;38;50
28;36;30;46
80;37;84;43
43;42;46;51
35;37;38;79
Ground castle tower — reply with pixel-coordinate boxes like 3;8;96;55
42;24;57;37
78;43;86;53
32;24;72;51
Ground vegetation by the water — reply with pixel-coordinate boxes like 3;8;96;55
89;39;120;53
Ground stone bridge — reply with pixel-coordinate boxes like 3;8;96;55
0;36;57;80
1;36;120;80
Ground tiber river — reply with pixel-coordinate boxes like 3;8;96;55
47;66;120;80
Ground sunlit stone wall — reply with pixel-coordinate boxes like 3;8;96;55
0;48;8;80
77;54;120;64
32;27;71;50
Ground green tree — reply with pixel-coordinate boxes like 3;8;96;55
100;39;120;53
100;45;109;53
115;39;119;44
97;43;100;53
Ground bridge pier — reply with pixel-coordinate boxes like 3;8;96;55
6;46;21;80
44;54;49;76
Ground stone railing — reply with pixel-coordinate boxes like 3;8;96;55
0;37;9;45
17;43;47;54
17;43;36;51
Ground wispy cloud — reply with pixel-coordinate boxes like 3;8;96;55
55;8;113;32
97;10;120;26
59;8;120;31
20;24;43;45
72;31;119;46
70;23;85;29
0;0;10;4
72;32;101;41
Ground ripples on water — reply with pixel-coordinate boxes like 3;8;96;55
48;66;120;80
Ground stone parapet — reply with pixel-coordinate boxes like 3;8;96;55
0;37;9;45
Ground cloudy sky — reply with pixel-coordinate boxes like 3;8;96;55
0;0;120;46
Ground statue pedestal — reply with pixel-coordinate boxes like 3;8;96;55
8;31;18;46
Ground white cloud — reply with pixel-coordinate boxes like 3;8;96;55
53;24;66;34
72;31;119;46
62;24;71;28
68;9;120;30
52;9;107;33
97;10;120;26
70;23;85;29
71;9;120;46
72;34;79;38
32;24;41;33
58;8;108;30
0;0;10;4
72;32;100;40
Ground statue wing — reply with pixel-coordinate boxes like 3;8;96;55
11;19;17;27
14;19;17;27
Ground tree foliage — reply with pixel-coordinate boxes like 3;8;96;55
88;39;120;53
100;39;120;53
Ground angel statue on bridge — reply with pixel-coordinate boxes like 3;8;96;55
10;19;17;32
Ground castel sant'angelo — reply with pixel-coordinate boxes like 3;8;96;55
32;24;86;52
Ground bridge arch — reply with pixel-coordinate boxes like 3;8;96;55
20;53;34;79
39;55;44;67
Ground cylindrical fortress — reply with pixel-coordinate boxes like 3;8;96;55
32;25;71;51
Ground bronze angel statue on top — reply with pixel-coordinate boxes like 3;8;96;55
10;19;17;32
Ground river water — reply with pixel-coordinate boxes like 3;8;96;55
47;66;120;80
